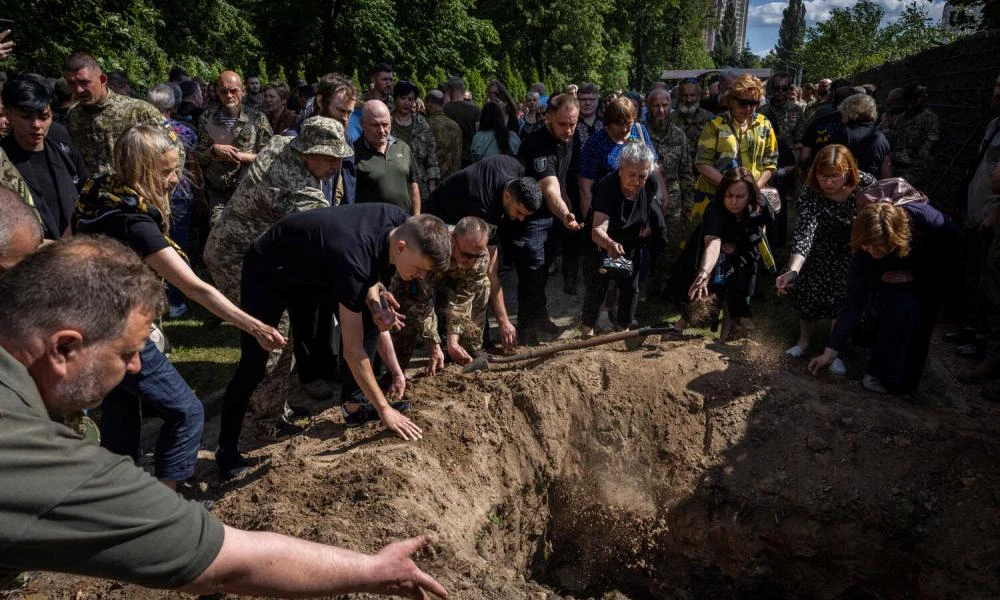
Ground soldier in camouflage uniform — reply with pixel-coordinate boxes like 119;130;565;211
425;90;462;180
204;117;352;303
390;217;491;372
669;80;714;168
62;52;164;177
646;89;693;261
0;146;32;209
759;72;805;249
391;81;441;201
243;76;264;112
889;84;940;191
197;71;273;224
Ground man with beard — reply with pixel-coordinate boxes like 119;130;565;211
670;78;714;169
0;235;448;598
243;75;264;111
197;71;273;224
759;71;805;249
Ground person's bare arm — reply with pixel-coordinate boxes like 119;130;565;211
688;236;721;300
696;164;723;188
591;212;622;258
144;248;285;350
486;245;516;348
410;182;421;215
756;168;774;189
179;526;447;598
578;176;594;221
339;305;422;440
539;176;581;230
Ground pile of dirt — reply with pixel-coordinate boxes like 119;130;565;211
26;335;1000;599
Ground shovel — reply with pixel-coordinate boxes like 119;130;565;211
464;325;675;373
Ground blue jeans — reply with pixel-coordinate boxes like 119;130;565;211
100;338;204;481
167;195;193;307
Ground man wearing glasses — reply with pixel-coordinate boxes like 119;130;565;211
196;71;273;224
759;72;804;248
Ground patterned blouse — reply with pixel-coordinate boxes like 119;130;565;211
694;111;778;195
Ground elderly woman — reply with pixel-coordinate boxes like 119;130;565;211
692;74;777;222
776;145;876;372
391;80;441;199
147;83;203;317
472;102;520;161
74;123;285;488
262;81;298;135
580;142;667;337
670;167;775;338
809;201;961;393
834;93;891;179
578;96;658;221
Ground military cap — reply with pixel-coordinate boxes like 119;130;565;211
290;116;353;158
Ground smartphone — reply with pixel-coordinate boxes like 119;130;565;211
0;19;13;33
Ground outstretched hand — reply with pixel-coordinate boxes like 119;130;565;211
378;405;423;441
563;212;583;231
365;534;448;599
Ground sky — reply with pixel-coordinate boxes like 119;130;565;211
745;0;949;56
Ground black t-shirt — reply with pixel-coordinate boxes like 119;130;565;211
1;124;86;239
423;155;523;226
591;171;666;254
801;111;845;157
701;198;774;260
830;121;890;177
252;203;406;312
75;177;170;258
518;125;572;189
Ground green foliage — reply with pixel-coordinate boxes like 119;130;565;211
774;0;806;73
944;0;1000;30
711;0;740;68
798;0;956;81
738;44;762;69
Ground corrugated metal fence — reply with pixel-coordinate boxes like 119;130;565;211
853;29;1000;218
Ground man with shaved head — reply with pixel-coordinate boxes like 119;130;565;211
354;100;420;215
62;51;163;176
196;70;272;223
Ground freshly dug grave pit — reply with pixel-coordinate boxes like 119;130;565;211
29;337;1000;599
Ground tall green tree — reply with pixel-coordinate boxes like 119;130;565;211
943;0;1000;30
711;0;739;67
773;0;805;74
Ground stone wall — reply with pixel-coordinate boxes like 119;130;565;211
852;29;1000;218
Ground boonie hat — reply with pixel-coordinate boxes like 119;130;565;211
290;116;353;158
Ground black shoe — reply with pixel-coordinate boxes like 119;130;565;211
518;326;539;346
536;317;561;334
216;447;250;480
341;401;412;428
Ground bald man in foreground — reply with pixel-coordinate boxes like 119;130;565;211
197;70;273;223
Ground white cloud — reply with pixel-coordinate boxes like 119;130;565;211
748;0;947;27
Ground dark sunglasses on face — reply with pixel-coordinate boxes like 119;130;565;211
736;98;759;108
219;87;240;95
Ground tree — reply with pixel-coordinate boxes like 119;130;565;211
944;0;1000;30
711;0;739;67
797;0;956;82
738;44;761;69
773;0;805;74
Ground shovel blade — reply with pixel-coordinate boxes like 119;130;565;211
464;354;490;373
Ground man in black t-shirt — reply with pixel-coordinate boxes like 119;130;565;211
513;93;583;343
424;160;544;347
216;204;451;480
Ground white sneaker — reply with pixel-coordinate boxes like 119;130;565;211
784;344;806;358
861;374;888;394
830;357;847;376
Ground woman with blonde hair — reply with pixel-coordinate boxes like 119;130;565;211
808;200;961;394
776;144;876;371
75;123;286;488
691;74;777;222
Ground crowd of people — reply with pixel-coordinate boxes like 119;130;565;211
1;32;999;597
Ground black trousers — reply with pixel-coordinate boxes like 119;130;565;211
504;215;553;329
581;250;641;328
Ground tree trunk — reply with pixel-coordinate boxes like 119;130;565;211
322;0;339;70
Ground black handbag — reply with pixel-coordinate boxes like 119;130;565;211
598;253;634;278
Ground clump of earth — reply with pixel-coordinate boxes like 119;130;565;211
29;330;1000;600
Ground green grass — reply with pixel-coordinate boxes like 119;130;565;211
161;304;241;396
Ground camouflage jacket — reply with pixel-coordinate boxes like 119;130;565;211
65;90;164;176
427;112;463;180
0;146;35;208
392;113;441;184
890;108;940;169
203;135;328;302
647;121;693;207
196;104;273;196
243;91;264;112
669;107;714;163
759;101;804;166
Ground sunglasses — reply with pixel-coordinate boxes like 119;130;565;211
736;98;759;108
219;87;241;96
453;238;487;261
